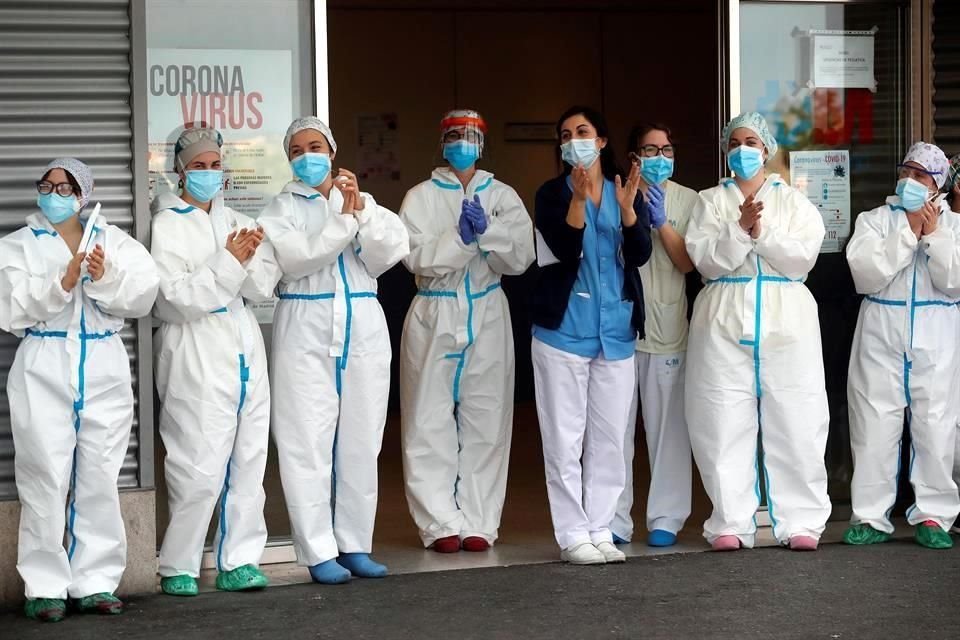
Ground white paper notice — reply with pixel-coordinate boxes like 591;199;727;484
789;150;852;253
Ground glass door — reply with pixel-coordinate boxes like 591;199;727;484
729;0;910;514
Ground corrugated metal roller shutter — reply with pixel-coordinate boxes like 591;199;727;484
0;0;141;498
934;0;960;156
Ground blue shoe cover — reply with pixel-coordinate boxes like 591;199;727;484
647;529;678;547
338;553;388;578
612;533;630;545
308;559;351;585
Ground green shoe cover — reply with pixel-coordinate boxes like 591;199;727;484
915;523;953;549
76;592;124;615
216;564;269;592
161;574;199;597
24;598;66;623
842;524;891;545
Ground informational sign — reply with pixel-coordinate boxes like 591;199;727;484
147;48;294;322
357;113;400;181
810;29;877;92
147;48;293;215
789;150;851;253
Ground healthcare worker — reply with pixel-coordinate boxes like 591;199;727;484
844;142;960;550
948;154;960;213
1;158;158;622
399;109;534;553
950;154;960;535
685;112;831;552
260;117;409;584
612;124;698;548
531;106;652;565
152;127;281;596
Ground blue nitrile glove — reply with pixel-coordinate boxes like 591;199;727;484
463;195;488;235
645;183;667;229
458;209;476;244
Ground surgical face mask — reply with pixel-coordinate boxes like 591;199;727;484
291;152;332;186
37;192;80;224
561;138;601;169
640;155;674;185
443;140;480;172
727;145;764;180
896;177;934;212
184;169;224;203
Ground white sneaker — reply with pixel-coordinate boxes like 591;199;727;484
560;542;606;565
595;541;626;563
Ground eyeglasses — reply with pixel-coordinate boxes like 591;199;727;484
443;129;483;144
36;180;77;197
897;164;940;182
637;144;675;158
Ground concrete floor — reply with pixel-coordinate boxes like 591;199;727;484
4;534;956;640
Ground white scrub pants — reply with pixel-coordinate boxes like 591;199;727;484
613;351;692;541
532;338;636;550
158;350;270;578
848;305;960;533
10;333;132;600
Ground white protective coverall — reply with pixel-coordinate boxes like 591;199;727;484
399;167;534;546
614;180;699;541
152;192;281;578
259;180;409;566
846;196;960;533
1;213;158;599
684;175;831;547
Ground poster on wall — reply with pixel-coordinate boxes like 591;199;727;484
789;150;851;253
356;113;400;181
147;48;294;322
810;29;877;92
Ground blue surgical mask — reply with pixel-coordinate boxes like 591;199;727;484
291;152;332;186
184;169;224;203
727;145;764;180
37;193;80;224
896;177;933;212
640;155;674;185
443;140;480;172
561;138;601;169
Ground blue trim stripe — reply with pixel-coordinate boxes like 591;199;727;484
171;206;195;214
338;255;355;368
475;176;494;192
909;255;918;349
211;307;228;314
277;291;376;301
293;191;323;200
216;460;232;572
25;328;116;340
866;296;907;307
417;290;458;298
30;228;58;237
431;178;461;191
67;309;92;560
889;204;907;213
278;292;335;300
914;299;959;307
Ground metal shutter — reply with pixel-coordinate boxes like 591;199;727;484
0;0;141;498
934;0;960;154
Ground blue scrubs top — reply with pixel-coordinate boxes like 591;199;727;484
533;177;636;361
